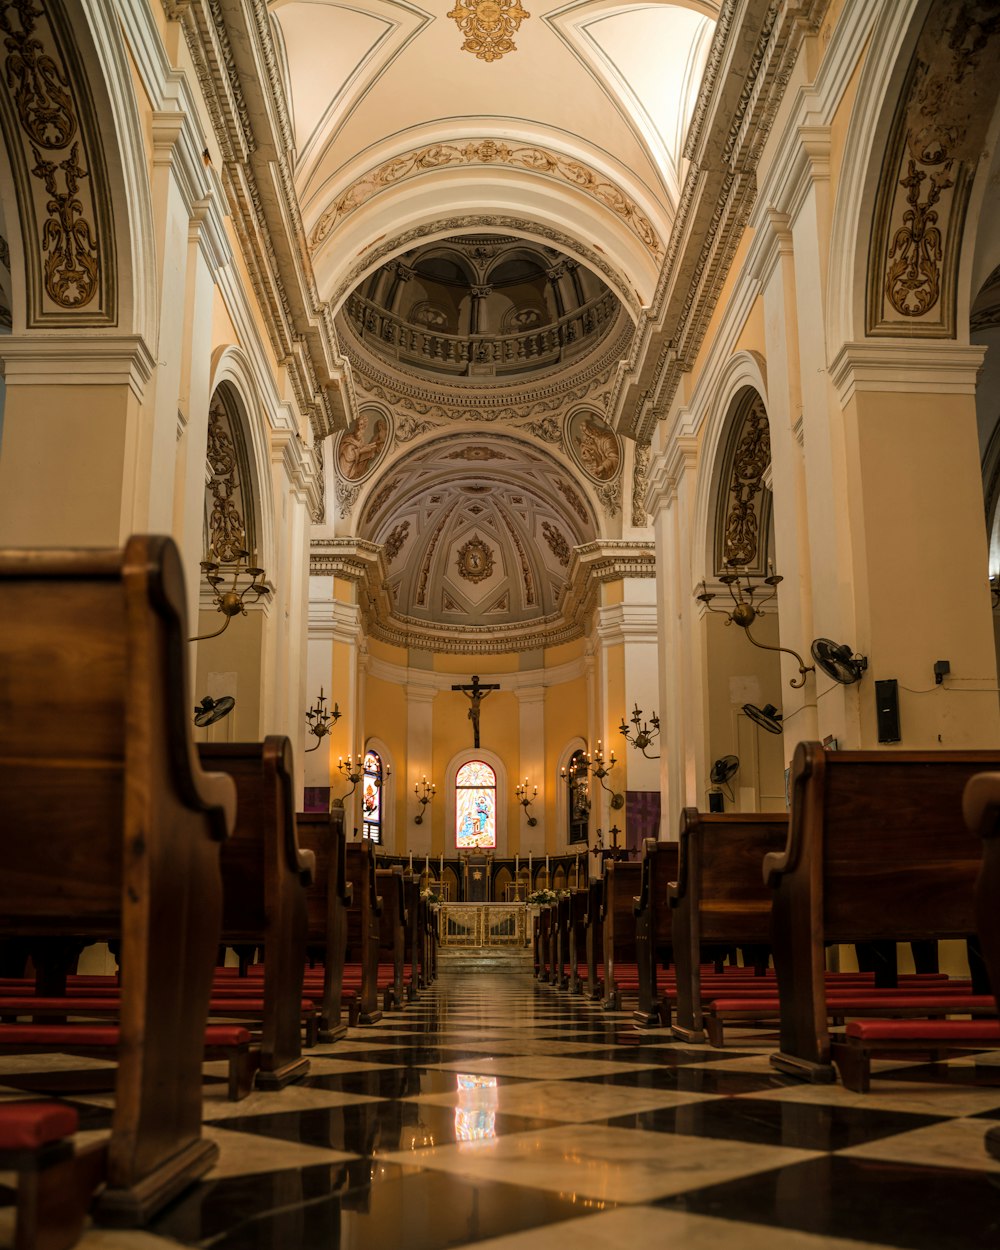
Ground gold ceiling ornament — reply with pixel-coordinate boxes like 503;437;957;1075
447;0;530;63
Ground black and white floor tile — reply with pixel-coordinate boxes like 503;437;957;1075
2;967;1000;1249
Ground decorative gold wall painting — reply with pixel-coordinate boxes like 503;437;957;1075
566;410;621;483
336;411;391;482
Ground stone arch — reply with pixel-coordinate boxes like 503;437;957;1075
691;357;784;814
828;0;1000;350
691;351;771;583
208;347;277;575
193;353;278;742
0;0;154;338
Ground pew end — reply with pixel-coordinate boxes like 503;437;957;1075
0;536;236;1222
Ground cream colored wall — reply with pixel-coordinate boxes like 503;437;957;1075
702;609;786;814
193;606;263;743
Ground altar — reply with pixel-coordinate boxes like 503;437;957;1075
438;902;529;948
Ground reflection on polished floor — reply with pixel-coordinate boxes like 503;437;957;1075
3;968;1000;1249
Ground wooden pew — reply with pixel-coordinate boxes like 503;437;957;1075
567;887;589;993
401;873;421;1000
0;1101;106;1250
764;743;1000;1081
295;807;352;1042
376;866;407;1008
633;840;678;1027
583;880;604;999
600;861;642;1009
0;535;236;1223
967;771;1000;1160
344;841;383;1023
553;894;570;987
200;738;314;1088
667;811;787;1041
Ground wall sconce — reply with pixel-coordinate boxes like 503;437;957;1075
304;687;341;751
190;547;269;642
333;751;363;807
619;704;660;758
581;741;624;810
414;776;436;824
515;778;538;826
697;562;814;689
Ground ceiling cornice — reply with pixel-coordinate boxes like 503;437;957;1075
164;0;357;442
608;0;832;444
308;537;655;655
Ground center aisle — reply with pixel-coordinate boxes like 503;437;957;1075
61;967;1000;1248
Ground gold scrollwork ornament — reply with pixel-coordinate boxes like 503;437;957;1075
447;0;530;63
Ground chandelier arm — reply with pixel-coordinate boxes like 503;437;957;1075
743;624;814;689
188;613;233;643
304;739;322;753
640;748;661;760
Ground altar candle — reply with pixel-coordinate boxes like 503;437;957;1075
424;855;429;875
408;852;413;872
440;853;444;876
528;852;532;877
545;854;550;876
515;854;519;875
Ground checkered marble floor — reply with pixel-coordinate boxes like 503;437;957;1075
3;968;1000;1249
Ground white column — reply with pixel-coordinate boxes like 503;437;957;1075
515;684;546;856
406;683;438;855
647;432;702;822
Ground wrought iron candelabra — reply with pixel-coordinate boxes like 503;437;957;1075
697;561;814;689
579;741;624;810
190;546;269;642
414;776;435;825
304;688;341;751
619;703;660;758
515;778;538;826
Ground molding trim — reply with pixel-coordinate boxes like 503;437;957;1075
0;332;155;398
830;341;986;405
308;537;655;655
595;602;660;646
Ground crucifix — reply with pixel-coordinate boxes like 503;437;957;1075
452;674;500;748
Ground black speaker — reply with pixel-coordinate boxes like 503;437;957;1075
708;789;725;812
875;678;901;743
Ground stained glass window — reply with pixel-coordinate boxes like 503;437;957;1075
455;760;496;849
362;749;382;844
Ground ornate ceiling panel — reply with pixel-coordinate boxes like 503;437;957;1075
360;433;597;629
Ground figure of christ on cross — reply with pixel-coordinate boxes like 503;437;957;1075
452;674;500;748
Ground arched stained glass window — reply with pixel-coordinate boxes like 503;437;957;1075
567;748;589;844
455;760;496;849
362;749;383;844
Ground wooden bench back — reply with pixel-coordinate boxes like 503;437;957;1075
0;537;232;932
0;534;236;1203
771;744;1000;942
295;809;350;942
963;772;1000;1010
344;841;381;956
199;738;314;938
674;810;787;942
634;841;678;943
602;860;642;960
